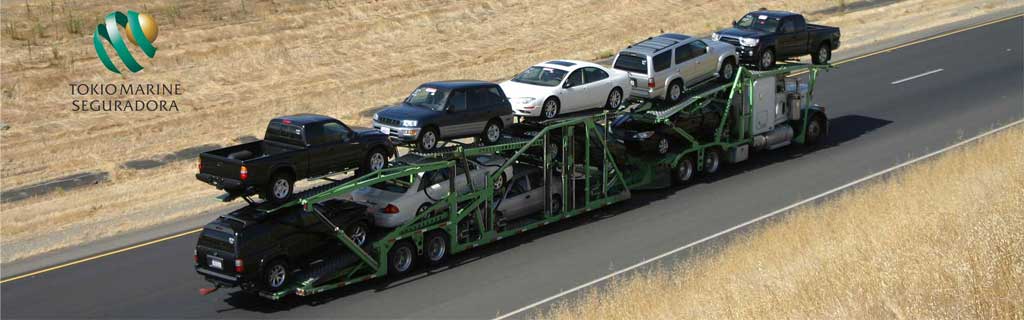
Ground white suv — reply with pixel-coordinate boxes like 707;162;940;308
612;33;738;103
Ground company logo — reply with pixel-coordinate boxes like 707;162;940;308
92;11;159;74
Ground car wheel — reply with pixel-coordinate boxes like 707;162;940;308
656;137;670;155
418;127;439;152
759;48;775;70
424;231;449;266
345;220;370;246
264;259;290;290
550;194;562;215
805;115;826;145
719;58;737;81
812;43;831;65
672;155;697;186
703;148;722;174
492;172;507;192
387;241;417;275
667;80;683;103
417;202;433;216
362;147;389;173
542;98;560;120
266;172;294;203
605;88;623;109
483;120;502;144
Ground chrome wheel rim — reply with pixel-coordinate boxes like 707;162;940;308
268;264;286;288
808;121;822;140
761;51;773;69
428;236;446;262
657;138;669;154
677;159;694;182
421;131;436;150
273;179;290;199
486;123;501;142
608;90;622;108
818;47;828;63
722;63;734;80
493;174;505;191
706;151;720;173
349;225;367;246
551;196;561;214
543;100;558;119
670;84;681;101
370;152;386;171
393;246;413;272
418;204;431;215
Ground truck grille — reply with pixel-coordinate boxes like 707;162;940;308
377;117;401;126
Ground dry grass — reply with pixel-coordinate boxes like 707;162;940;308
1;0;1020;262
542;126;1024;320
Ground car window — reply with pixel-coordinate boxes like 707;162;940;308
674;46;689;64
309;121;350;145
265;121;305;146
469;87;505;107
447;89;467;112
512;66;568;87
487;87;506;104
652;51;671;72
780;19;795;33
612;53;648;74
420;169;451;190
583;67;609;84
689;41;708;58
528;171;545;189
507;177;529;197
565;70;584;87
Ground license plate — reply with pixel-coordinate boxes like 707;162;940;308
209;258;222;270
630;79;636;87
380;127;391;135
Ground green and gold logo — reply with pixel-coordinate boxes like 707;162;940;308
92;11;158;74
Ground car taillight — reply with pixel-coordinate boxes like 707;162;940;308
193;249;198;263
239;166;248;180
383;204;400;214
235;258;244;273
647;78;655;89
197;159;202;171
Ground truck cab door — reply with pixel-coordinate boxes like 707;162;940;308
777;18;801;57
306;121;354;176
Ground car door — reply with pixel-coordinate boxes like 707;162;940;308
558;69;588;112
674;43;701;85
525;171;547;214
582;67;613;108
690;40;717;80
777;18;801;57
465;87;497;134
498;176;532;220
441;89;471;137
305;121;351;176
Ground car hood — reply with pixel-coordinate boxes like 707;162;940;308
500;80;558;99
717;27;769;39
375;103;442;121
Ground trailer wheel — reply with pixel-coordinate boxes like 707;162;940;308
703;148;722;174
387;241;417;275
424;231;449;266
263;259;290;290
672;156;697;186
265;172;294;203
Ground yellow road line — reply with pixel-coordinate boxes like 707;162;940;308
1;12;1021;285
0;228;201;284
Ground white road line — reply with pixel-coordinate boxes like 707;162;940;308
493;119;1023;320
891;68;944;84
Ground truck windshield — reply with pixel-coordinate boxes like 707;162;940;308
511;66;568;87
405;86;449;111
736;14;780;32
613;54;648;74
265;121;305;146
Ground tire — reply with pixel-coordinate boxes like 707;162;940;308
417;127;439;152
805;115;826;145
703;148;722;174
812;43;831;65
345;220;370;247
667;80;684;103
482;120;502;144
387;241;417;275
263;259;290;290
417;202;433;216
423;231;449;266
361;147;389;173
759;48;775;70
265;172;294;203
671;155;697;186
605;87;624;109
541;98;560;120
655;137;670;155
719;58;737;81
493;172;507;193
550;194;562;215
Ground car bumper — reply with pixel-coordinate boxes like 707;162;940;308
510;102;543;117
196;173;243;190
372;122;420;143
196;266;242;287
629;86;665;100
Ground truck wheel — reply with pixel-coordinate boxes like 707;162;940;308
264;259;290;290
759;48;775;70
719;58;737;81
605;87;623;109
362;147;389;173
424;231;449;266
345;220;370;246
266;172;294;203
542;98;560;120
667;80;684;103
805;115;826;145
417;127;439;152
672;156;697;186
703;148;722;174
387;241;417;275
482;120;503;144
812;43;831;65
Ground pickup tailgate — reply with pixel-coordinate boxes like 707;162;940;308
199;152;244;181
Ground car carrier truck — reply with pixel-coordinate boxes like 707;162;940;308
195;63;831;299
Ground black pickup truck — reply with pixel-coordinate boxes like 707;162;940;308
195;199;373;292
713;10;840;69
196;114;395;203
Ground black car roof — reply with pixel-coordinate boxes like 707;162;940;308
420;80;496;89
747;10;799;18
273;113;334;125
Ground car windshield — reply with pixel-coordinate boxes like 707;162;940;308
613;54;648;74
511;66;568;87
736;14;780;32
405;86;450;111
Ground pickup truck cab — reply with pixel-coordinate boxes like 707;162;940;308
372;81;514;151
194;199;372;292
713;10;840;69
196;114;395;203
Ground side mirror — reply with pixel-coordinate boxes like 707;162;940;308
562;81;573;89
731;20;737;26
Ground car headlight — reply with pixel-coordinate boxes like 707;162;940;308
510;97;537;105
401;120;418;127
739;37;759;47
373;113;379;121
711;32;720;41
632;131;655;139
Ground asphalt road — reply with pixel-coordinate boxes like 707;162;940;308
2;16;1022;319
